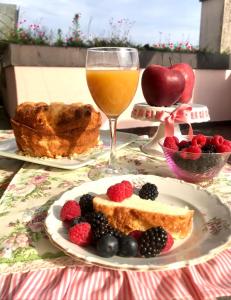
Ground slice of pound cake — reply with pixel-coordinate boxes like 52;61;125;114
93;193;194;239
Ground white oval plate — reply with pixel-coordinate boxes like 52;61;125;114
0;131;136;170
45;175;231;271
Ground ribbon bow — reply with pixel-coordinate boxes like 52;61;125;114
155;104;193;139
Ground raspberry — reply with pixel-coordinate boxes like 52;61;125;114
161;232;174;253
223;139;231;150
216;144;231;153
107;181;133;202
180;146;202;160
69;223;92;246
60;200;81;221
205;137;213;145
191;134;207;147
121;180;133;198
163;137;178;150
129;230;143;241
107;183;125;202
173;136;179;145
211;135;225;147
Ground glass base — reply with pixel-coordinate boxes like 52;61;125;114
88;161;138;180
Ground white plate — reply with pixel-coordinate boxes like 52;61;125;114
0;131;137;170
45;174;231;271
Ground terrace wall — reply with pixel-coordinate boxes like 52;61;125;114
3;66;231;129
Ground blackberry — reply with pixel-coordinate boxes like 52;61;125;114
92;223;124;242
107;226;125;239
139;227;167;258
178;141;191;151
85;211;108;229
139;183;158;200
69;216;86;227
79;194;94;215
92;223;111;241
201;144;217;153
173;151;221;174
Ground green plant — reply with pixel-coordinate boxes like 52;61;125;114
143;41;199;53
87;17;137;48
65;14;85;47
0;13;200;52
54;28;65;47
5;19;50;45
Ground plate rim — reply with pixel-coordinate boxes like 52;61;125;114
0;131;137;170
44;174;231;271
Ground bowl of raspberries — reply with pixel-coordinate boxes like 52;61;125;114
159;134;231;183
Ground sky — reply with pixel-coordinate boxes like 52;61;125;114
2;0;202;46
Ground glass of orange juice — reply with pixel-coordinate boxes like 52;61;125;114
86;47;139;177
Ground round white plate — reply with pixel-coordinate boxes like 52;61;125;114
45;175;231;271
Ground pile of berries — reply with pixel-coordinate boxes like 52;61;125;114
163;134;231;173
60;181;173;258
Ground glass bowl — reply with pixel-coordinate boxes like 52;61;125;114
159;137;231;183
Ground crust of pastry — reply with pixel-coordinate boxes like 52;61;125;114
11;102;102;158
93;197;194;239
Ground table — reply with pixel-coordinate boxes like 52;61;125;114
0;129;231;300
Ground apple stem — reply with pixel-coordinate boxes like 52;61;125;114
169;57;172;66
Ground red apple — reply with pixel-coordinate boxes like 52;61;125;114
170;63;195;103
141;65;185;107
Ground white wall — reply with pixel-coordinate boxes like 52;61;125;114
4;67;231;128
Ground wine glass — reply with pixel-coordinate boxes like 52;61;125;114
86;47;139;178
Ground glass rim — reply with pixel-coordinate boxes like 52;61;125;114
87;47;138;52
159;139;231;155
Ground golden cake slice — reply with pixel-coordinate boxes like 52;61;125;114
11;102;102;158
93;194;194;239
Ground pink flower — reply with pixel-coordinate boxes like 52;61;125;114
3;236;16;249
7;184;16;191
15;233;30;248
32;211;47;223
58;180;73;188
28;221;44;232
39;31;45;37
15;184;35;195
30;174;48;185
27;211;47;232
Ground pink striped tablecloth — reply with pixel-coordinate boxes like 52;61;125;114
0;130;231;300
1;249;231;300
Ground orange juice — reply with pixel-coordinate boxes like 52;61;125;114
86;69;139;117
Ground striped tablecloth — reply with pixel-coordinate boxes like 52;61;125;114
1;252;231;300
0;130;231;300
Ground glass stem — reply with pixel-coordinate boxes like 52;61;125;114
108;117;118;170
